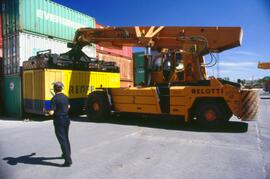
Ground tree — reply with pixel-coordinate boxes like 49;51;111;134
223;77;230;81
237;79;242;84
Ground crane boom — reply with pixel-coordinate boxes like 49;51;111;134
258;62;270;69
73;26;242;54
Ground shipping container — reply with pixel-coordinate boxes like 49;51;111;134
120;80;134;88
3;75;23;118
133;52;145;85
0;15;2;48
3;32;96;75
23;69;120;115
0;58;3;76
2;0;95;41
97;52;134;81
0;77;3;115
96;48;132;59
96;23;132;58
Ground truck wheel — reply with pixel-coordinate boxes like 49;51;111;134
195;102;226;128
86;91;110;121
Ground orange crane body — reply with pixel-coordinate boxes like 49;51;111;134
68;26;258;126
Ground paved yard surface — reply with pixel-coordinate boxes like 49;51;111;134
0;99;270;179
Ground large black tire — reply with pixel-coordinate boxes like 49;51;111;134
195;101;228;128
86;91;110;121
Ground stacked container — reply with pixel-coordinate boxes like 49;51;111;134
96;23;134;87
0;15;3;115
0;15;3;73
133;52;145;86
97;53;133;87
1;0;95;118
0;15;2;57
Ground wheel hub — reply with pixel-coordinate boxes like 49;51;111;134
204;109;217;121
92;102;100;112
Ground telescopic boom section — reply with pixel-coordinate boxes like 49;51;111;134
73;26;242;54
258;62;270;69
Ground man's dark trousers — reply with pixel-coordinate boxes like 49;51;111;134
54;115;71;163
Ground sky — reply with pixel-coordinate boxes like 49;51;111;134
54;0;270;80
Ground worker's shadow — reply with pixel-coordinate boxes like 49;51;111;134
3;153;62;167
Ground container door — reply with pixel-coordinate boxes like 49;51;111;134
134;52;145;85
3;75;23;118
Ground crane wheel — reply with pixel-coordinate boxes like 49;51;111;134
86;91;110;121
195;101;227;128
239;90;259;121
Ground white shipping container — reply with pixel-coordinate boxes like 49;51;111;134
3;32;96;75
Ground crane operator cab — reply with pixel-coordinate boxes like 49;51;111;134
174;53;184;81
146;51;186;86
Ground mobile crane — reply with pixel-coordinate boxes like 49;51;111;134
68;26;259;126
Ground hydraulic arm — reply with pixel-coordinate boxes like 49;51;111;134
69;26;243;84
72;26;242;55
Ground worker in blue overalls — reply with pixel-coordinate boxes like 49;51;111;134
48;82;72;167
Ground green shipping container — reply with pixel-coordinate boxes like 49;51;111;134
133;52;145;85
3;75;23;118
2;0;95;41
0;78;3;115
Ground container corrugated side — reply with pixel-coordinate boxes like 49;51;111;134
97;52;134;81
2;0;95;41
0;58;3;76
133;52;145;85
96;23;132;58
0;77;3;115
96;47;132;59
0;15;2;48
23;69;120;115
3;75;23;118
120;80;134;88
3;32;96;75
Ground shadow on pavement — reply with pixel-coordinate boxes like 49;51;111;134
72;114;248;133
3;153;62;167
23;114;52;121
0;114;52;122
260;97;270;99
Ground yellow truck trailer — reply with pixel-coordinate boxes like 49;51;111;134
23;69;120;115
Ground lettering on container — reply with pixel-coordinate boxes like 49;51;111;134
191;88;223;94
69;85;90;95
36;9;87;29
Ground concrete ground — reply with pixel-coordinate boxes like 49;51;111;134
0;98;270;179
